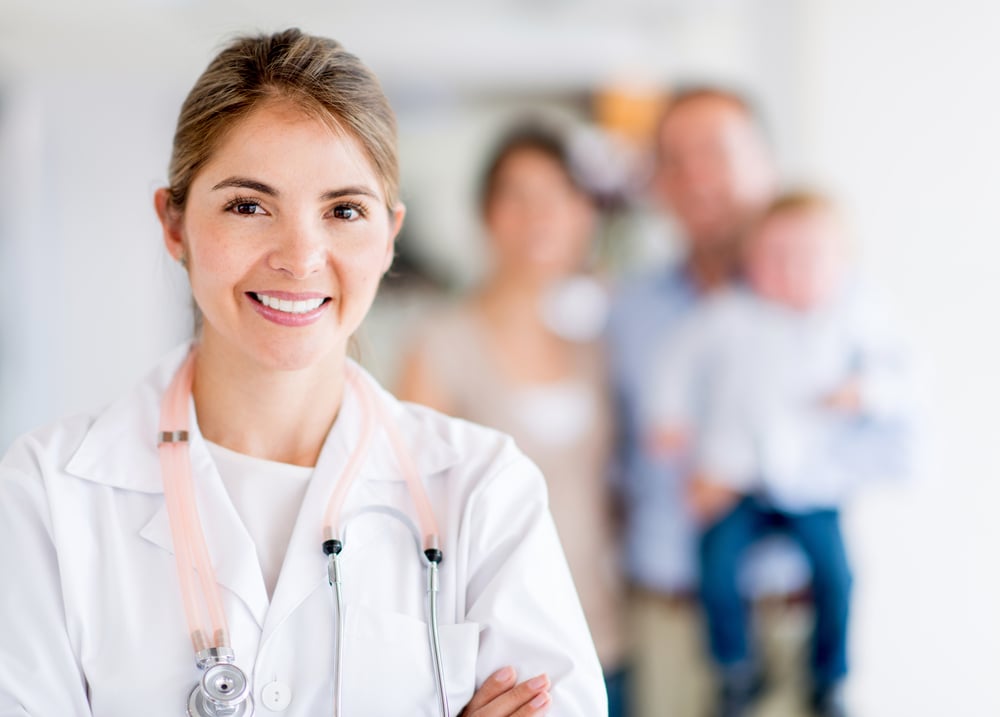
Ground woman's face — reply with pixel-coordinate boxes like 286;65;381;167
484;147;596;280
158;101;403;371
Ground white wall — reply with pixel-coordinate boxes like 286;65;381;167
0;75;192;445
794;1;1000;712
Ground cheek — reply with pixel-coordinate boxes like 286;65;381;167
185;212;255;270
184;221;253;305
553;207;592;259
487;201;525;241
747;250;788;301
337;239;392;301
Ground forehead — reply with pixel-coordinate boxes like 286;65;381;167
659;97;755;148
195;100;382;194
755;208;841;245
495;146;568;181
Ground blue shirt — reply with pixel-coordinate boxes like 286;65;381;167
607;267;811;595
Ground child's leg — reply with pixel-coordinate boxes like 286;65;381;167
785;509;853;690
697;496;768;670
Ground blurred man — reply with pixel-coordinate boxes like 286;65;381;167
647;191;917;717
610;89;917;717
607;88;799;717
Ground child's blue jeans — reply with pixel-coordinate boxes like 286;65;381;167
698;495;853;689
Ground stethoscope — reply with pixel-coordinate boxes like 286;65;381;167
157;350;451;717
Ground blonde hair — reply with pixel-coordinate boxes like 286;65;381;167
743;188;850;256
165;28;399;212
761;189;837;220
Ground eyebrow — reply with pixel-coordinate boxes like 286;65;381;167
211;176;381;202
320;186;381;202
211;177;278;195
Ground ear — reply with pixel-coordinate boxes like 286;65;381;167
154;188;186;262
382;202;407;274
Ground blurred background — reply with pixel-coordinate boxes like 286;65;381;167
1;0;998;714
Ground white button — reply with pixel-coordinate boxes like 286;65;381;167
261;681;292;711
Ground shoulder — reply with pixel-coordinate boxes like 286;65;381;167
402;302;484;375
2;343;186;496
1;413;95;474
606;265;694;357
408;301;480;350
0;414;98;512
609;265;686;315
398;399;539;478
673;286;754;339
393;397;546;504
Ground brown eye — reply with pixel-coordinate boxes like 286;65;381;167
224;197;266;216
332;203;364;220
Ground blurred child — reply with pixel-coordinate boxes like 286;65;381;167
648;191;913;717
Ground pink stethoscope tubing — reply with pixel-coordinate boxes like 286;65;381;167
157;348;448;715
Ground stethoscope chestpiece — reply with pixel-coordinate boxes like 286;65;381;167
187;648;254;717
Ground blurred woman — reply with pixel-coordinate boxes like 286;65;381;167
398;122;629;715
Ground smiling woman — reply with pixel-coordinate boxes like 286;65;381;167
156;100;400;383
0;28;606;717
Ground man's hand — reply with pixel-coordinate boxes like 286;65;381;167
647;426;691;458
686;474;741;524
822;378;863;414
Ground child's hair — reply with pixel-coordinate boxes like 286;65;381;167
743;189;844;248
760;189;838;222
740;188;853;274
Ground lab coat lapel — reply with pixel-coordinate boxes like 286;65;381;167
138;405;270;631
65;345;269;631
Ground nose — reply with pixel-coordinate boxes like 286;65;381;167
267;218;326;279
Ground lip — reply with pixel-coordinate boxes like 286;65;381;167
246;291;332;327
249;290;329;301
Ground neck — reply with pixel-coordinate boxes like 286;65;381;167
478;268;550;330
191;334;345;467
686;242;738;293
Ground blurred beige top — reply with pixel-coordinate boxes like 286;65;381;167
408;305;626;670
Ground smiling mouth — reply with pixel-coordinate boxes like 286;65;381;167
248;292;331;314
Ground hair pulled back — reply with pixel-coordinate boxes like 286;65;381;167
166;28;399;211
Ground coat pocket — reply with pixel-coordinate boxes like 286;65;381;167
342;602;480;715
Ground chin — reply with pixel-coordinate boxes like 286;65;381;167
252;336;345;374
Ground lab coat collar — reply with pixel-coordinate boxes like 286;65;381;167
64;343;462;491
63;343;462;633
64;343;190;495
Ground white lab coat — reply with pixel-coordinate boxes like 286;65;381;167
0;346;607;716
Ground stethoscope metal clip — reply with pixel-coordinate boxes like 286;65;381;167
187;647;253;717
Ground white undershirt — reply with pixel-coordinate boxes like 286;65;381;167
205;441;314;600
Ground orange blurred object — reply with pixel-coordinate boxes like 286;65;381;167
592;83;669;148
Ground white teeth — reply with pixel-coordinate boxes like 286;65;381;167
254;293;325;314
